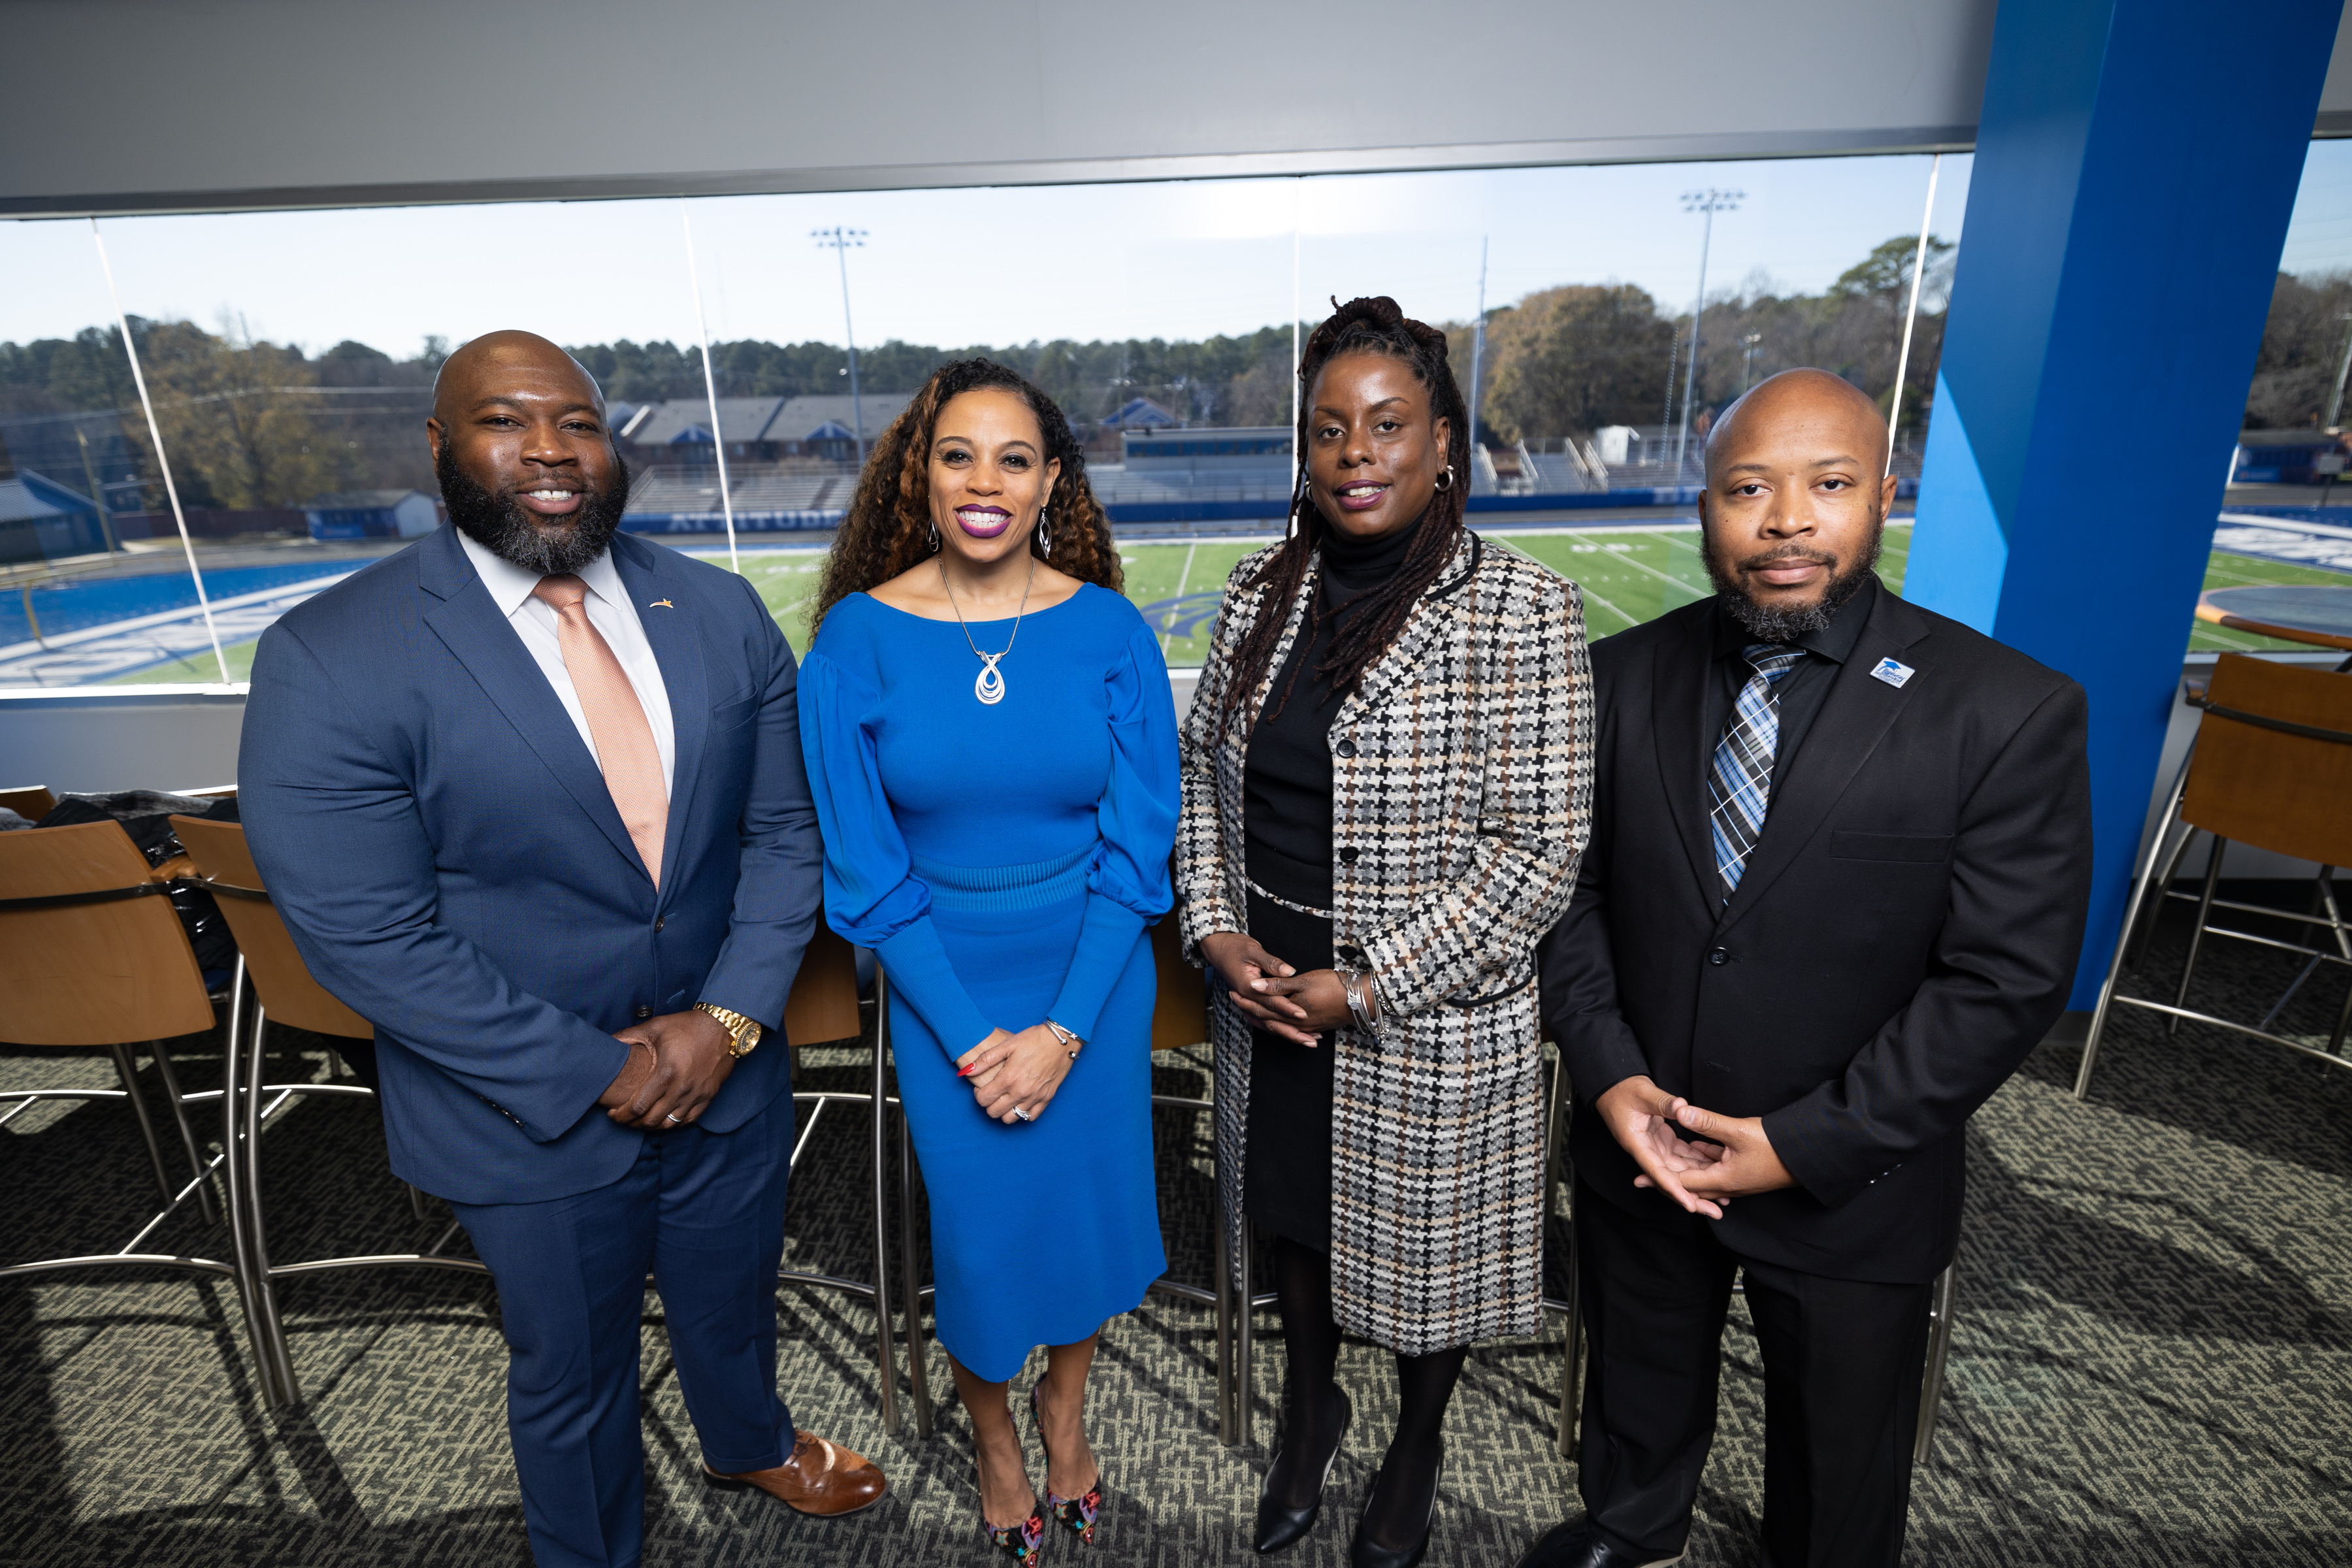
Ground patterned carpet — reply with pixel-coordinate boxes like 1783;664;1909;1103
4;895;2351;1568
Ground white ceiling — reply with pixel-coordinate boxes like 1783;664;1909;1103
2;0;2345;218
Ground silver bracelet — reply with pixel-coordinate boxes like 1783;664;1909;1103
1337;968;1375;1032
1044;1019;1082;1059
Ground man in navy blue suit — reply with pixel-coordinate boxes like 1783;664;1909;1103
241;332;887;1567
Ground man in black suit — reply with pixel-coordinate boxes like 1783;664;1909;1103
1521;370;2092;1568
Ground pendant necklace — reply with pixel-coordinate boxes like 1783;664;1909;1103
938;550;1037;706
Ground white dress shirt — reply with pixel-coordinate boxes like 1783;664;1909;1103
459;531;677;797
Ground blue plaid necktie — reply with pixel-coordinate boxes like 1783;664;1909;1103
1708;643;1804;900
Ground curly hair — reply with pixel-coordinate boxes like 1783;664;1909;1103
1218;295;1471;725
811;358;1120;633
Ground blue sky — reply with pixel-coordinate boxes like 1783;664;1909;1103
3;141;2349;359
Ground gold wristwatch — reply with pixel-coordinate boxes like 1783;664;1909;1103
694;1002;763;1058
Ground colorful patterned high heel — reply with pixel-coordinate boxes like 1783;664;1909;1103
982;1505;1046;1564
1030;1385;1103;1544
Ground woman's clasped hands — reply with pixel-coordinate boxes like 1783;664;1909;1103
956;1023;1082;1124
1198;932;1364;1047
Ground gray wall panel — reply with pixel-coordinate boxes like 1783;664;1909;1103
3;0;2014;214
0;689;246;796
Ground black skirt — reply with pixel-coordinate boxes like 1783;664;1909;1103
1241;840;1337;1253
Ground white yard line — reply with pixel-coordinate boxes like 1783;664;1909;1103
1576;583;1643;629
0;571;353;664
1588;544;1712;597
1162;541;1200;655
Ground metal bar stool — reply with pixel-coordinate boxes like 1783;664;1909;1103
1137;907;1242;1444
2077;655;2352;1098
175;817;911;1422
174;814;470;1410
0;820;235;1300
777;925;919;1435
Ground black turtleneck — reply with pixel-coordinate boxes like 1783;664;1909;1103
1242;518;1423;907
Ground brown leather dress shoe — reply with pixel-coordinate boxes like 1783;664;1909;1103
703;1429;889;1517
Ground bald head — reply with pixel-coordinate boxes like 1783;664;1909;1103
426;330;626;576
1704;368;1886;485
1695;367;1895;642
431;329;604;423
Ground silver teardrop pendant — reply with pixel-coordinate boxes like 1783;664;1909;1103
974;652;1007;705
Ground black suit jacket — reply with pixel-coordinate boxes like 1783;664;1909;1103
1539;585;2092;1283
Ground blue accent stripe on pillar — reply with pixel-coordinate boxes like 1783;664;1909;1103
1909;0;2345;1010
1902;372;2008;634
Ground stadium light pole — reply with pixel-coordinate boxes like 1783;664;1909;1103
1290;185;1303;529
1467;236;1488;488
813;227;869;463
91;218;228;684
2327;310;2352;430
1740;333;1763;394
680;210;740;574
1673;188;1742;483
1885;154;1944;482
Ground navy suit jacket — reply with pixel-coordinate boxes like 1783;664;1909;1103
240;524;821;1206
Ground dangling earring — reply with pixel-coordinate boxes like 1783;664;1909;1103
928;519;941;553
1037;506;1053;557
1433;464;1456;493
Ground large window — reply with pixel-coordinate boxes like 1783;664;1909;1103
4;144;2344;690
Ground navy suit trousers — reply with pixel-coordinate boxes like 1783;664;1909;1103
451;1094;798;1568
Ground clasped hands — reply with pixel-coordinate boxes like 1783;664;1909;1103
1198;931;1365;1046
1594;1074;1795;1219
956;1023;1082;1125
598;1008;740;1128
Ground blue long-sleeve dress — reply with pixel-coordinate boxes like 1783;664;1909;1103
799;583;1179;1382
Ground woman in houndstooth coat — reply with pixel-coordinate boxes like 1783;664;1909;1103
1175;297;1593;1566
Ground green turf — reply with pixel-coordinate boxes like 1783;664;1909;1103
1495;527;1721;637
717;551;830;655
2185;549;2350;653
709;542;1265;664
1113;539;1259;666
109;640;261;684
108;526;2329;688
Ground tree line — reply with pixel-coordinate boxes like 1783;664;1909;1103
1464;235;1954;447
2246;269;2352;429
5;236;2333;512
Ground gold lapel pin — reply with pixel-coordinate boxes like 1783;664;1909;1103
650;598;674;609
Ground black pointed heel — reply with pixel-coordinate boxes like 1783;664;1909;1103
1350;1448;1442;1568
1030;1384;1103;1544
1253;1385;1353;1554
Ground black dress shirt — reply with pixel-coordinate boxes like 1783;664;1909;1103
1702;572;1881;806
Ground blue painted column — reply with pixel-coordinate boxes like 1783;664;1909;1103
1906;0;2343;1007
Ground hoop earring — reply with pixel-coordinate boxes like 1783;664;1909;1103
1433;465;1455;493
928;520;941;553
1037;506;1053;557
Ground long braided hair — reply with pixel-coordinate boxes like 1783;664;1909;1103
811;358;1120;633
1218;296;1471;728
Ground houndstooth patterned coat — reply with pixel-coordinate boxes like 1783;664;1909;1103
1176;530;1593;1354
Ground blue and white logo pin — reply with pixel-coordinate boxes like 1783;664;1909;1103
1870;657;1916;689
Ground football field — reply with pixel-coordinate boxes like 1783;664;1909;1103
722;521;2340;668
97;519;2341;686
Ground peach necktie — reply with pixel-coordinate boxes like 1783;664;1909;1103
532;574;668;887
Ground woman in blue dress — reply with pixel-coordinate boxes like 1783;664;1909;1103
799;359;1179;1563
